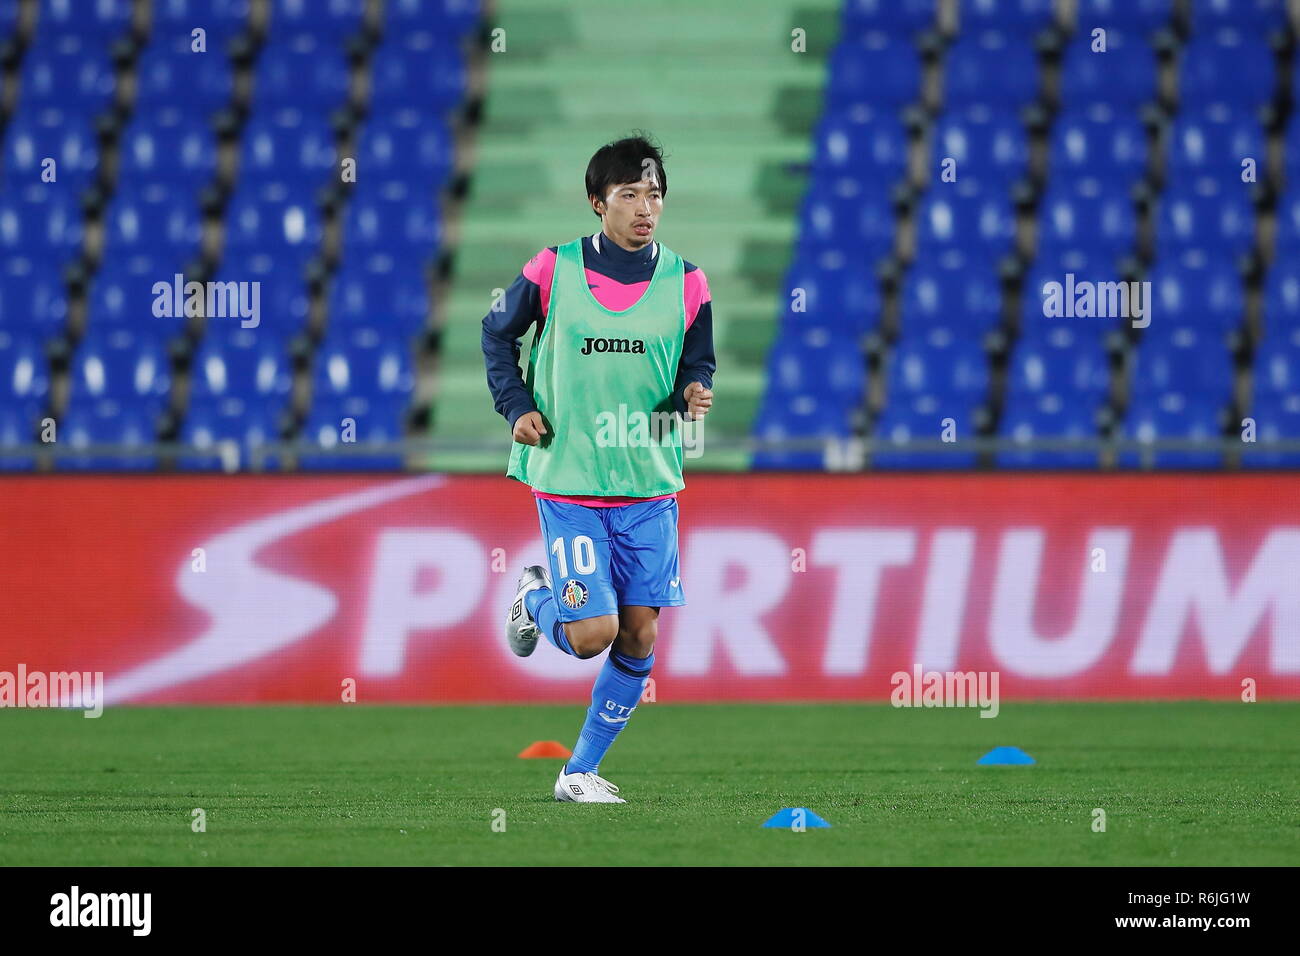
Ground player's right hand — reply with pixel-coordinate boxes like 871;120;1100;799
513;411;548;445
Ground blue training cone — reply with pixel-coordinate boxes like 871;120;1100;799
761;807;831;829
978;746;1036;765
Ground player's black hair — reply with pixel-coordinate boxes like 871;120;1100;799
585;133;668;217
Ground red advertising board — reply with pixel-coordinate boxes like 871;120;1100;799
0;473;1297;703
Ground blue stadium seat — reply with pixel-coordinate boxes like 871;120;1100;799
18;35;116;117
210;252;310;341
117;111;218;192
326;255;429;336
298;395;406;471
266;0;365;40
931;105;1028;190
1147;251;1243;336
0;403;37;472
151;0;250;48
341;180;442;265
1252;335;1300;397
356;109;454;187
914;183;1015;265
1262;261;1300;331
253;33;351;111
190;328;293;411
313;328;416;408
102;183;203;264
899;250;1002;338
1058;31;1158;109
56;397;158;471
133;36;235;116
223;181;323;269
841;0;937;38
751;393;854;471
180;395;280;471
959;0;1056;37
765;327;866;404
1118;394;1223;468
1166;108;1265;182
872;396;977;469
238;108;337;185
1019;253;1130;335
1189;0;1288;34
826;32;921;110
1006;325;1110;404
996;392;1100;468
1177;30;1276;111
86;253;190;338
1;109;101;192
1036;179;1137;260
1241;394;1300;467
0;256;68;343
778;248;882;338
1154;178;1255;259
0;329;51;424
1273;189;1300;260
0;184;85;268
0;0;19;40
811;106;909;190
384;0;481;39
369;31;468;113
1075;0;1173;35
942;32;1040;110
887;327;989;403
1049;105;1148;188
1130;327;1235;404
35;0;134;43
69;329;172;418
796;189;895;264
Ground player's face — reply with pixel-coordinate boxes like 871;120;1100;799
596;178;663;251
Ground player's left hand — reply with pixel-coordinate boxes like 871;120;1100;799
684;381;713;421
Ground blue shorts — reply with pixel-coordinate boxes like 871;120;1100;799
535;496;685;622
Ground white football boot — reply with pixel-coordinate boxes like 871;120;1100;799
505;565;550;657
554;766;627;803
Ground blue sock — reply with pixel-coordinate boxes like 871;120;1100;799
566;648;654;775
525;586;574;656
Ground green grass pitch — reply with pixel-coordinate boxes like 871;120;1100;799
1;702;1297;866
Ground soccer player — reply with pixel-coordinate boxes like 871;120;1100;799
481;135;716;803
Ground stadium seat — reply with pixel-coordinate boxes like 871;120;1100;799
958;0;1056;37
311;327;416;406
0;329;51;424
209;252;310;342
899;250;1002;338
102;183;203;265
1075;0;1173;37
886;327;989;404
1188;0;1289;35
1272;189;1300;260
1165;107;1266;183
265;0;366;40
840;0;937;38
56;397;158;471
872;396;977;469
825;32;922;110
252;33;352;111
1261;262;1300;331
180;395;281;471
68;329;171;418
1153;179;1255;260
1252;335;1300;397
1058;31;1158;110
1129;328;1235;404
765;327;866;404
0;184;85;268
1049;105;1148;189
18;35;117;117
117;112;218;192
238;109;337;185
0;403;37;472
86;253;191;339
189;328;293;411
751;392;855;471
341;180;442;265
356;109;455;187
298;395;406;470
35;0;134;43
1005;325;1110;404
942;32;1040;111
0;256;68;343
796;189;895;264
1;109;101;193
369;31;468;113
931;105;1029;190
811;106;908;193
1118;394;1223;468
223;181;323;269
133;37;235;117
1177;30;1276;112
778;247;882;338
1146;251;1244;337
151;0;251;48
996;392;1101;469
383;0;481;39
1036;179;1137;261
914;183;1015;266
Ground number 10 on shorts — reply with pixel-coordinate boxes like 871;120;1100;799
551;535;597;577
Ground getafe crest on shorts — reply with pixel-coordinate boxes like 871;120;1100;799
559;578;589;610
